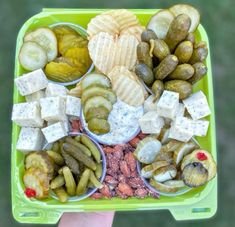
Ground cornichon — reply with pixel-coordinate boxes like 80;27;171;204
61;149;80;175
80;135;101;163
168;64;194;80
188;62;208;84
89;171;103;189
46;150;65;166
137;42;153;69
53;187;68;203
63;143;97;170
62;166;76;196
76;168;91;195
141;29;158;43
65;137;91;156
151;80;164;101
135;63;154;86
50;175;65;189
95;163;103;179
149;39;170;61
174;41;193;63
52;142;60;152
189;41;208;64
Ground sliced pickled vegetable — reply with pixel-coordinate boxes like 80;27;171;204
150;178;179;193
154;151;173;163
153;165;177;183
19;41;47;70
164;180;185;188
134;137;162;164
182;162;208;187
81;86;117;105
147;9;175;39
88;118;110;135
81;73;111;90
52;25;78;39
24;28;57;61
141;160;169;178
76;168;91;195
160;140;183;153
83;96;112;116
62;166;76;196
85;107;110;122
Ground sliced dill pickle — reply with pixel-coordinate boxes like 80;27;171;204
88;118;110;135
85;107;110;122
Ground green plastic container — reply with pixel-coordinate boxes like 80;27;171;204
11;9;217;224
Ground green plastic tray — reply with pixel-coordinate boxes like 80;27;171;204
11;8;217;224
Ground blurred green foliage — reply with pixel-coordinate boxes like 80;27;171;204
0;0;235;226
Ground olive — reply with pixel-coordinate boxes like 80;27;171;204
188;62;208;84
174;41;193;63
168;64;194;80
151;80;164;100
164;80;192;99
137;42;153;69
141;29;158;43
135;63;154;86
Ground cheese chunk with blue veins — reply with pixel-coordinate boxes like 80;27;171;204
183;91;211;120
169;117;194;142
40;96;66;121
16;127;44;153
45;83;68;97
14;69;48;96
192;120;209;137
12;101;44;127
65;95;81;117
157;91;179;120
42;122;68;143
143;95;158;113
139;111;164;134
25;89;45;102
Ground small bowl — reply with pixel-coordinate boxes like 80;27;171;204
50;132;106;202
48;22;94;86
136;161;191;197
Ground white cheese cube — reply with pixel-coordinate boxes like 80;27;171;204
169;117;194;142
42;122;67;143
139;111;165;134
15;69;48;96
47;117;69;133
12;102;44;127
143;95;158;113
16;127;44;153
192;120;209;137
40;97;66;121
45;83;68;97
25;90;45;102
66;95;81;117
157;91;179;120
183;91;211;120
175;103;185;118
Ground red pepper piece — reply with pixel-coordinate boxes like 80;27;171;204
196;152;208;161
25;188;36;198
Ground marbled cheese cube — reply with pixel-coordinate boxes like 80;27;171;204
45;83;68;97
16;127;44;153
40;97;66;121
144;95;158;113
65;95;81;117
15;69;48;96
12;101;44;127
139;111;165;134
183;91;211;120
169;117;194;142
193;120;209;137
157;91;179;120
42;122;67;143
25;90;45;102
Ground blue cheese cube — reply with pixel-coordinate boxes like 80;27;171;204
183;91;211;120
138;111;165;134
42;122;68;143
192;120;209;137
12;101;44;127
40;97;66;121
25;90;45;102
16;127;44;153
15;69;48;96
66;95;81;117
157;91;179;120
169;117;194;142
45;83;68;97
143;95;158;113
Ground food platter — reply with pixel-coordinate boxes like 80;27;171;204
11;7;217;224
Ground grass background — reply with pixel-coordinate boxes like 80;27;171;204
0;0;234;226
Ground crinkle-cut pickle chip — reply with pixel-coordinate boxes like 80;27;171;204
58;34;88;55
81;86;117;105
83;96;113;116
85;107;110;122
45;61;83;82
52;25;79;40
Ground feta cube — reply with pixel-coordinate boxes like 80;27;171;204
12;102;44;127
45;83;68;97
66;95;81;117
42;122;67;143
15;69;48;96
144;95;158;113
192;120;209;137
169;117;194;142
25;90;45;102
183;91;211;120
157;91;179;119
16;127;44;153
175;103;185;118
40;97;66;121
47;117;69;133
139;111;165;134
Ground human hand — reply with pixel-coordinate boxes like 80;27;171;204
59;211;115;227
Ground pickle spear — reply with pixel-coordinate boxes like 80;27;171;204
76;168;91;195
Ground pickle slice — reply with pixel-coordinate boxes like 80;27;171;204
52;25;78;40
85;107;110;122
81;86;117;105
88;118;110;134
